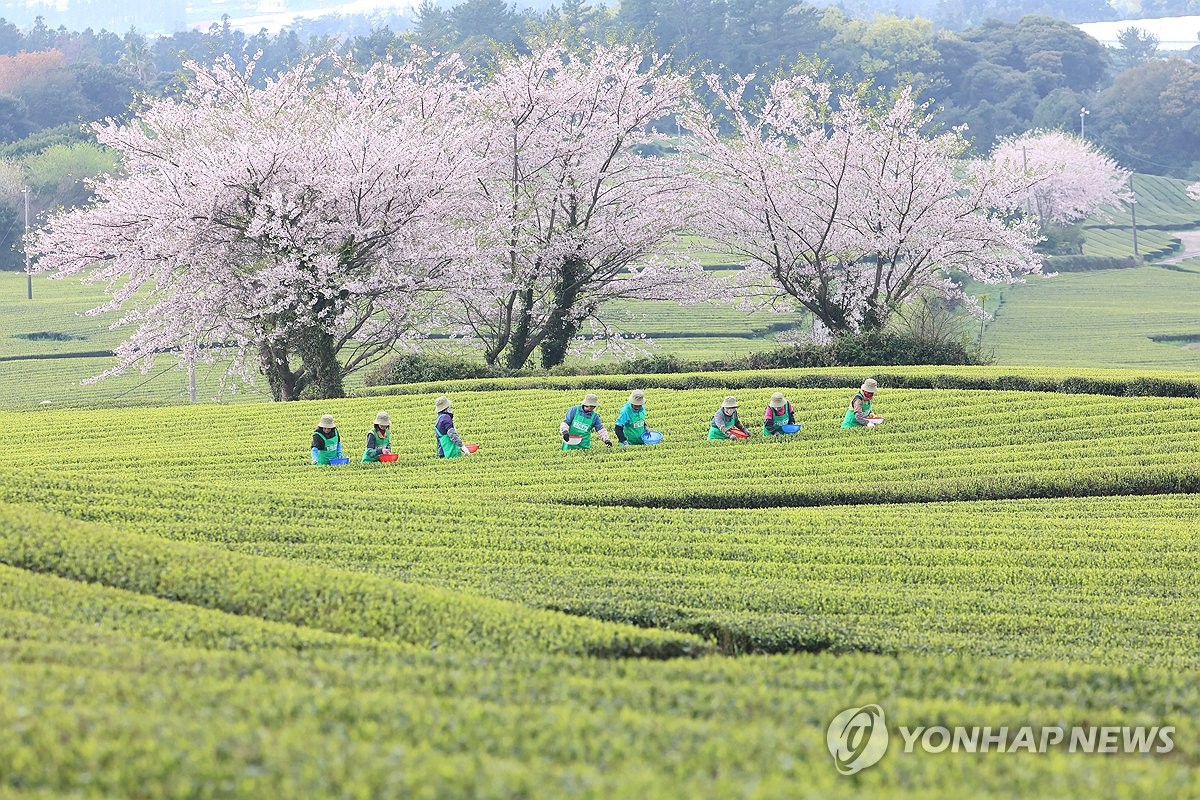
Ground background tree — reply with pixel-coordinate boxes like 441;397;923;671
1094;57;1200;176
685;72;1042;335
453;40;710;369
1112;26;1160;72
31;53;479;400
413;0;455;51
990;130;1131;230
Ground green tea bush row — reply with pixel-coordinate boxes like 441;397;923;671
0;503;707;659
354;365;1200;400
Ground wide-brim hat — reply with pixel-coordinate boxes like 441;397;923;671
861;378;879;393
318;414;335;428
434;395;451;412
722;395;739;408
582;393;600;407
769;391;786;409
374;411;391;427
630;389;645;405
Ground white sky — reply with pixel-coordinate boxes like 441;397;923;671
1075;15;1200;49
192;0;418;32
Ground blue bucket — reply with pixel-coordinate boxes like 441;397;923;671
328;456;350;465
642;431;663;445
780;423;802;434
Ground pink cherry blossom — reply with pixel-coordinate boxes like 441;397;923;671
448;40;714;369
31;50;480;399
683;72;1045;333
991;130;1132;227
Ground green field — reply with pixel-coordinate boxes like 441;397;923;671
983;260;1200;369
1;373;1198;796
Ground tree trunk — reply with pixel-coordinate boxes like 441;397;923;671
859;302;887;332
259;340;300;402
539;257;584;369
294;324;344;399
504;288;537;370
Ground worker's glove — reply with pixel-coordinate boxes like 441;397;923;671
604;440;613;448
463;447;472;456
563;432;570;442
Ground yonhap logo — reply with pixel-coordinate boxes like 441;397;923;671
827;704;889;775
824;703;1175;776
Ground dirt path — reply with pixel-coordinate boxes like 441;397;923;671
1158;229;1200;263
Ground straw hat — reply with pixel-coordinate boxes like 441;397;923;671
630;389;645;405
434;395;451;412
582;393;600;407
861;378;879;394
722;395;739;409
374;411;391;427
769;391;786;410
318;414;335;428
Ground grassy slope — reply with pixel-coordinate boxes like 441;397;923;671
2;385;1198;665
1;380;1198;796
984;261;1200;369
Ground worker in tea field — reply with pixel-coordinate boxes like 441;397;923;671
708;396;750;440
434;395;473;458
362;411;392;463
561;393;613;450
762;392;797;436
842;378;884;428
614;389;649;446
310;414;343;464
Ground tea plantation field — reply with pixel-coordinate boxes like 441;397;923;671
1;371;1198;797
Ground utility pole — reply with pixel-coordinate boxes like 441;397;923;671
978;293;989;348
1129;174;1138;259
1079;107;1090;138
1022;146;1035;220
23;186;30;300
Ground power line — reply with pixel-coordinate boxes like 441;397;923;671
1103;141;1185;172
109;362;180;401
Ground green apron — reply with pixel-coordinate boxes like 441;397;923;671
438;428;463;459
563;408;595;451
841;393;872;428
362;429;391;463
620;404;646;445
313;430;340;464
708;409;738;440
763;401;793;436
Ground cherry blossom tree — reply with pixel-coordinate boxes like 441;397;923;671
990;130;1132;228
31;51;478;400
683;72;1043;334
451;40;712;369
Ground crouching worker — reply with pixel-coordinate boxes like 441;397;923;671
763;392;797;436
362;411;392;462
561;393;612;450
434;395;472;458
842;378;883;428
708;396;749;440
615;389;648;446
311;414;342;464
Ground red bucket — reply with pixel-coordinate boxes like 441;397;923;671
379;453;399;462
464;443;479;454
727;428;750;440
